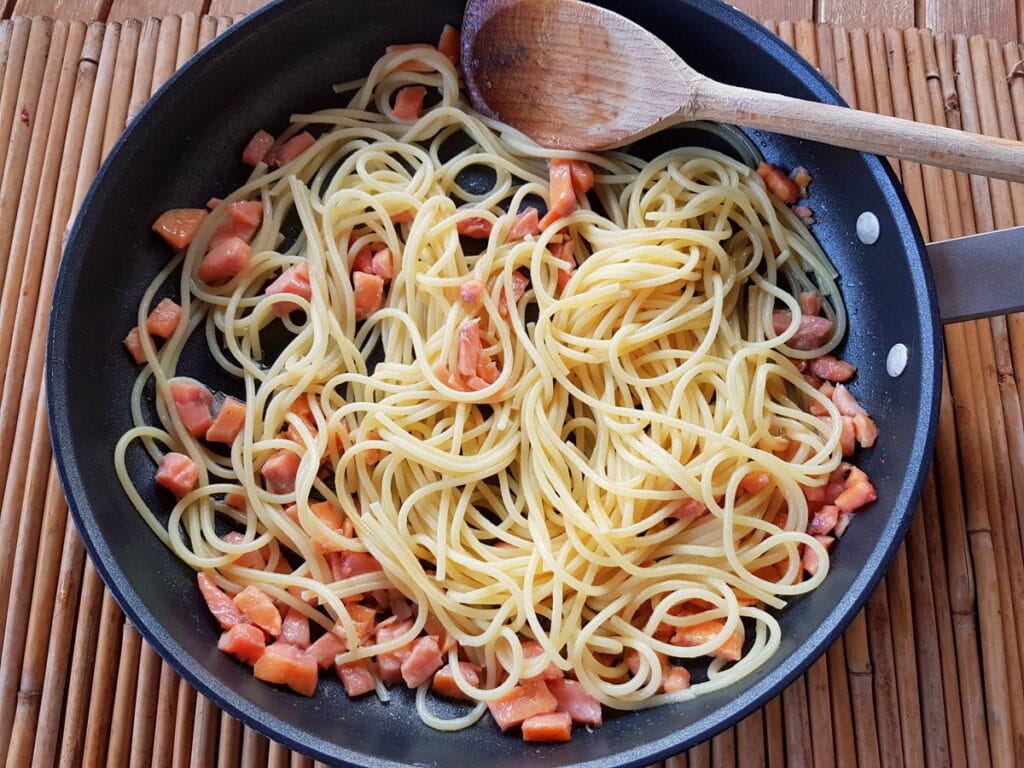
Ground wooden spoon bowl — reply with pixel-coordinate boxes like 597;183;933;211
462;0;1024;182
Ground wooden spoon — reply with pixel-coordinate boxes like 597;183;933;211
461;0;1024;182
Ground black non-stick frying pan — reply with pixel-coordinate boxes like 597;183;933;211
46;0;942;765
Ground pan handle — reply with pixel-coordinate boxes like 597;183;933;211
926;226;1024;324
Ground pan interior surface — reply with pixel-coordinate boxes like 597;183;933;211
47;0;940;766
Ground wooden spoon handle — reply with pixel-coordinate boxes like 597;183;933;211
693;80;1024;182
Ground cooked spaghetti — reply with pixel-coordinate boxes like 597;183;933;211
116;31;878;740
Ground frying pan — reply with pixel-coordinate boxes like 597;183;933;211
46;0;942;765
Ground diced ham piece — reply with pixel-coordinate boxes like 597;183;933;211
799;291;822;316
253;642;318;696
224;492;246;510
551;239;575;292
210;201;263;247
810;355;856;382
457;318;485;378
547;678;603;727
497;271;530;317
241;129;275;167
432;662;482;700
337;660;376;697
206;397;246;444
539;159;577;229
568;160;594;195
197;572;247;629
220;531;267;570
790;165;812;196
146;298;182;338
371;248;393;281
437;24;461;64
267;131;316;168
853;413;878;448
757;162;800;204
672;497;706;522
521;712;572;743
386;43;436;72
401;635;444;688
808;504;839;536
831;383;867;416
487;680;559;731
460;279;485;305
353;271;385;321
170;381;214;438
198;236;251;285
739;471;770;494
265;262;312;316
124;327;147;364
375;619;415;686
351;244;374;274
673;619;743;661
152;208;208;250
260;450;300;495
309;629;348;669
392;86;427;120
218;623;266;665
309;500;345;529
803;535;834;576
522;640;563;681
280;607;311;649
834;466;877;512
662;667;691;694
155;451;200;497
327;551;383;581
834;508;854;538
233;585;282;637
457;216;493;239
772;309;834;351
507;207;540;241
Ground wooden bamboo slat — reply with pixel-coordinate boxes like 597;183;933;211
0;10;1019;768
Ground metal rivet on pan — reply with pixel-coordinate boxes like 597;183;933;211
886;343;908;377
856;211;880;245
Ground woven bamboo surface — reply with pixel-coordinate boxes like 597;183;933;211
0;13;1022;768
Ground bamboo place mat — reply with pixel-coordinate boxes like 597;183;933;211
0;13;1022;768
